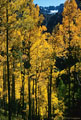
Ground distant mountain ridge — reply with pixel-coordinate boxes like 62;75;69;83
40;4;64;15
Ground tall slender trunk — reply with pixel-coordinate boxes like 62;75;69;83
28;40;31;120
35;70;38;116
68;66;70;116
3;62;7;115
32;78;35;116
6;0;11;119
35;48;39;117
48;65;52;120
28;69;31;120
73;53;77;114
12;60;15;114
20;60;25;119
38;84;40;117
22;67;25;119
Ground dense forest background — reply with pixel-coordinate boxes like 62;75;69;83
0;0;81;120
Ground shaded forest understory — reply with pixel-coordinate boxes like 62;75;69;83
0;0;81;120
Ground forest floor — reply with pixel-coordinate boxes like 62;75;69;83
0;115;23;120
0;110;23;120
